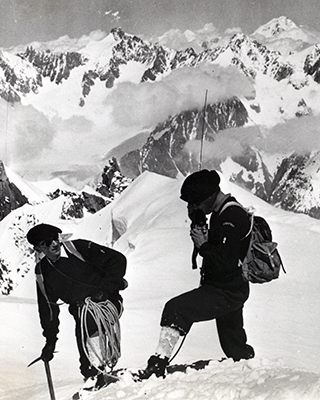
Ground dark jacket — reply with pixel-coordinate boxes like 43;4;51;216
35;239;127;344
199;197;250;290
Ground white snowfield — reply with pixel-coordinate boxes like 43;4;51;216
1;171;320;400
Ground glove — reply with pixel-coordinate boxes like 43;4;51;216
91;291;108;302
41;341;56;362
120;278;128;290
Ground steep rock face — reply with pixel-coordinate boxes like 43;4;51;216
226;147;274;201
96;157;132;198
269;152;320;218
0;50;41;102
169;47;198;70
19;46;86;85
222;150;320;219
81;28;172;97
304;45;320;83
227;33;294;81
120;97;248;178
270;154;310;208
141;45;174;82
48;189;109;219
0;161;28;221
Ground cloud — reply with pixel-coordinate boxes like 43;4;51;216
50;164;101;189
258;116;320;154
1;62;253;184
148;23;241;52
109;64;254;128
13;30;109;53
184;115;320;165
150;23;222;52
184;125;260;164
0;102;55;164
0;98;111;183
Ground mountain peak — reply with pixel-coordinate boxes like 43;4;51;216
111;27;127;41
253;16;299;38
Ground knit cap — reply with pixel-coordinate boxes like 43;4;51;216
27;223;62;246
180;169;220;205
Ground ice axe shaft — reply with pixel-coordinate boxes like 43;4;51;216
28;357;57;399
44;360;56;400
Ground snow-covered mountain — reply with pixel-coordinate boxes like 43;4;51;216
1;20;319;109
1;16;320;218
252;15;320;50
253;16;300;38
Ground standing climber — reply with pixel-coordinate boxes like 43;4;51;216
140;170;254;378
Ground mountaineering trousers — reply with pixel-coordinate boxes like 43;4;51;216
69;298;122;378
160;283;254;361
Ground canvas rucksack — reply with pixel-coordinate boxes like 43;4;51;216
219;201;286;284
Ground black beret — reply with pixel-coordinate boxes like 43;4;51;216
27;223;62;246
180;170;220;205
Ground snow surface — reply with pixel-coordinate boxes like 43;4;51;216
5;166;49;204
1;171;320;400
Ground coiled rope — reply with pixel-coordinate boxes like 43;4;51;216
80;298;121;374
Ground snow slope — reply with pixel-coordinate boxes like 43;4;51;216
1;172;320;400
5;165;49;204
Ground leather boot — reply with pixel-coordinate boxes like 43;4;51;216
139;355;169;379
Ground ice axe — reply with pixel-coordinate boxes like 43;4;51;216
28;357;56;400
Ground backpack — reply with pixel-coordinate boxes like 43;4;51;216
219;201;286;284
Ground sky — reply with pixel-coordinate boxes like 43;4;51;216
1;171;320;399
1;0;320;49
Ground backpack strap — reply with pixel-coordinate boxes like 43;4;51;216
219;200;243;215
35;264;54;320
63;240;86;262
219;201;253;239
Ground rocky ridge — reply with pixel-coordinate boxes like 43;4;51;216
0;22;320;106
0;159;131;223
19;46;86;85
0;161;28;220
121;97;248;178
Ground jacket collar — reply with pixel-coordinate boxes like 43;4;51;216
213;192;232;213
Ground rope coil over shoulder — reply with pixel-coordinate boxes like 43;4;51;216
80;298;121;373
